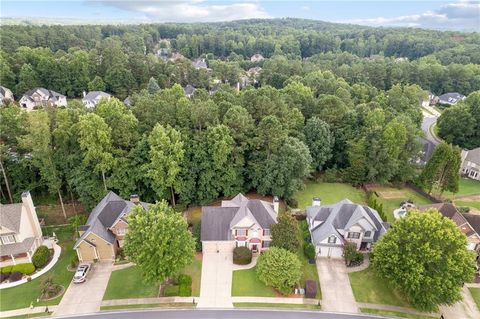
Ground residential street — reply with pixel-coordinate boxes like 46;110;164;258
197;252;233;308
421;112;440;146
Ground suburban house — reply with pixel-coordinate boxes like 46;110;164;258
201;194;279;253
123;96;131;107
460;147;480;181
421;92;439;107
438;92;465;105
418;203;480;253
184;84;196;98
416;137;436;166
81;91;111;108
247;66;262;78
192;58;208;70
0;86;14;105
19;87;67;111
0;192;43;267
74;192;149;262
250;53;265;62
306;198;389;258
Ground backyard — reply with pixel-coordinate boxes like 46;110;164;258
294;182;366;209
469;288;480;311
442;178;480;199
0;225;76;312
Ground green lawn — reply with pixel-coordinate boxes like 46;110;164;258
234;303;320;309
103;266;159;300
294;182;366;209
360;308;437;319
456;200;480;211
2;314;50;319
349;267;411;308
0;226;76;312
437;178;480;199
163;256;202;297
100;303;195;311
296;222;321;299
469;288;480;311
232;267;277;297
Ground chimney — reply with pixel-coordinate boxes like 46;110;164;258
273;196;280;214
130;194;140;204
312;197;321;207
21;191;43;238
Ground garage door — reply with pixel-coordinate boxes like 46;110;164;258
317;246;343;258
202;241;235;253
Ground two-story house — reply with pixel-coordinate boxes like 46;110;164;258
0;192;43;267
461;147;480;181
0;86;14;105
81;91;111;109
19;88;67;111
306;198;389;258
201;194;278;254
74;192;149;262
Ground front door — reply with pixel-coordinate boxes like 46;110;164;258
251;244;258;252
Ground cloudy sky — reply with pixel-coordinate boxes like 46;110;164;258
1;0;479;31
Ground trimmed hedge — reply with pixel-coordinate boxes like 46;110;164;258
32;245;50;268
9;271;23;282
303;243;316;260
233;246;252;265
178;274;192;286
12;263;36;275
1;265;13;273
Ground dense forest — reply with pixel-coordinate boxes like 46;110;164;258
1;19;479;209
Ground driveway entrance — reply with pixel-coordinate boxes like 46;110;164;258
197;252;233;308
316;258;358;313
54;262;113;316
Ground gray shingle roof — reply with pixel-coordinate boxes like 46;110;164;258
0;203;23;233
83;91;111;102
201;207;238;241
465;147;480;165
438;92;465;104
0;237;35;256
23;88;65;100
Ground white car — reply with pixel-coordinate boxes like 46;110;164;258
73;264;90;284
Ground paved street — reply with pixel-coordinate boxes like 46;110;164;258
54;262;113;317
421;113;440;146
197;252;233;308
55;309;387;319
316;258;358;313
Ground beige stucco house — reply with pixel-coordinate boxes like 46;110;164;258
74;192;149;262
201;194;278;253
0;192;43;267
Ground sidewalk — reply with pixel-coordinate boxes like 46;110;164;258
0;305;57;318
232;256;257;271
439;286;480;319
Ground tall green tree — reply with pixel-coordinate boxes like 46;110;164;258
88;76;106;92
304;117;334;171
271;212;300;252
147;77;160;94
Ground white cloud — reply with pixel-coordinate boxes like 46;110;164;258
92;0;270;22
342;0;480;31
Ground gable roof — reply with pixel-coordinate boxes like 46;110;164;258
438;92;465;104
0;86;13;98
464;147;480;165
184;85;196;96
418;203;478;237
201;193;278;241
0;203;23;233
22;88;65;101
464;214;480;235
83;91;111;102
192;58;208;69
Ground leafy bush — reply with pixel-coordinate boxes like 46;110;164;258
1;266;13;273
286;197;298;208
12;263;36;275
116;248;125;261
366;194;387;222
303;243;316;260
192;222;202;252
178;284;192;297
256;247;302;295
300;220;311;243
271;213;300;252
32;245;51;268
9;271;23;282
458;206;470;214
322;168;342;183
0;272;10;282
233;246;252;265
343;243;364;266
178;274;192;286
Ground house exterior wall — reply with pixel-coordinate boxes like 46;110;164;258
77;242;97;261
76;233;115;262
110;220;129;247
231;220;272;252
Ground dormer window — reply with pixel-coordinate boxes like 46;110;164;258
328;236;337;244
364;231;372;238
1;235;16;244
263;229;271;236
236;229;247;236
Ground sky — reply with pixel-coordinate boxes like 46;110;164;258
1;0;479;31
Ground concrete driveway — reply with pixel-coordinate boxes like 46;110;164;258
54;262;113;316
197;252;233;308
316;258;358;313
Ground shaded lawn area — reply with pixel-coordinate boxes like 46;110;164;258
234;303;320;309
360;308;437;319
0;226;76;312
349;267;412;308
103;266;159;300
232;267;277;297
469;288;480;311
294;182;366;209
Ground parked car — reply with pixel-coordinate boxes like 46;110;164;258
73;264;90;283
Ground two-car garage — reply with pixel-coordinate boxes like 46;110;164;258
316;245;343;258
202;241;235;254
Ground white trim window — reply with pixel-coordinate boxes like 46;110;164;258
236;229;247;236
117;228;127;235
1;235;16;244
328;236;337;244
347;232;361;239
364;231;372;238
263;229;271;236
236;241;247;247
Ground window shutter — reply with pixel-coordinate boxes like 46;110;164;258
235;229;237;236
246;230;248;236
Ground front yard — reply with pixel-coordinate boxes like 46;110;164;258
360;308;437;319
469;287;480;311
294;182;366;209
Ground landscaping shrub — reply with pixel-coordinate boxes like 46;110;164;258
9;271;23;282
233;246;252;265
178;274;192;286
1;265;13;273
458;206;470;214
32;245;51;268
300;220;311;243
116;248;125;261
271;213;300;253
0;272;10;282
286;197;298;209
192;222;202;252
322;168;342;183
11;263;36;275
303;243;316;260
71;255;79;268
343;243;364;267
40;276;62;299
366;194;387;222
178;284;192;297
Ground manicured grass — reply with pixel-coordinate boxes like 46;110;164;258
349;267;411;308
0;225;76;311
445;178;480;198
469;288;480;311
360;308;437;319
2;314;50;319
232;267;277;297
234;303;320;309
100;303;195;311
294;182;366;209
456;200;480;211
102;266;159;300
181;256;202;296
297;221;321;299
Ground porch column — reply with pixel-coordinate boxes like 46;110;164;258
27;251;32;263
11;254;16;265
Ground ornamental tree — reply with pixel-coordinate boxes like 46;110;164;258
256;247;301;295
124;201;195;283
271;212;300;253
372;209;475;311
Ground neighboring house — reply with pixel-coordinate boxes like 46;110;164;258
123;96;131;107
82;91;111;109
306;198;389;258
0;192;43;267
438;92;465;105
238;76;252;90
416;137;436;166
74;192;149;262
192;58;208;70
0;86;14;105
418;203;480;253
19;88;67;111
184;85;196;98
421;92;439;107
460;148;480;181
201;193;279;253
250;53;264;62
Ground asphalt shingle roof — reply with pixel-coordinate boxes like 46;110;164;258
0;203;23;233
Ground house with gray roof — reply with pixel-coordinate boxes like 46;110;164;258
74;192;149;262
0;192;43;267
184;85;196;98
250;53;264;62
19;87;67;112
306;198;389;258
461;147;480;181
0;86;14;105
201;194;279;253
192;58;208;70
438;92;465;105
82;91;111;109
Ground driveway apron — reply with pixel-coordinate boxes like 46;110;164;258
197;252;233;308
54;262;113;316
316;258;358;313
